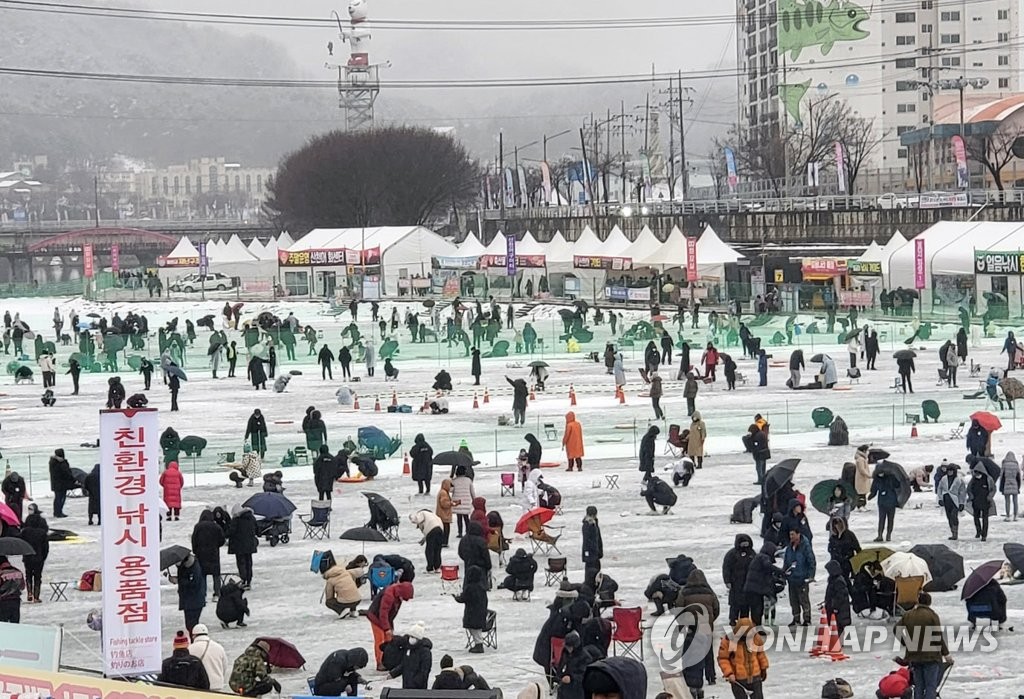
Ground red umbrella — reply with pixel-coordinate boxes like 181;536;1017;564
254;637;305;669
515;507;555;535
651;315;669;322
970;411;1002;432
0;502;19;527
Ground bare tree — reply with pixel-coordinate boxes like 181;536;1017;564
786;96;848;186
547;157;574;205
707;147;728;199
838;115;887;193
715;126;787;197
266;126;480;229
966;125;1024;190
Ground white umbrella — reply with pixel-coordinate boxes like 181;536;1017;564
881;551;933;582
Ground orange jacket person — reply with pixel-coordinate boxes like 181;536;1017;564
562;411;584;472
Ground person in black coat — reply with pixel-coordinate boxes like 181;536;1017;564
410;434;434;495
896;355;915;393
499;548;537;593
743;541;783;625
865;330;880;370
333;449;351;479
581;506;603;587
106;376;126;409
84;464;101;525
780;498;813;542
159;633;210;690
956;327;969;362
641;476;677;514
966;420;988;458
525;434;542;471
389;627;433;689
823;559;852;634
313;648;369;696
556;631;603;699
1;471;26;523
19;506;48;603
506;376;529;426
177;554;206;632
458;521;492;580
433;370;453;392
455;565;490;653
380;554;416;583
677;341;692;380
226;507;257;588
247;356;268;390
722;533;755;623
318;345;335;380
244;409;268;458
638;425;659;482
215;579;249;627
313;445;337;501
471;348;482;386
191;510;226;599
48;448;76;518
643;341;660;375
966;579;1007;628
827;517;861;582
67;358;82;395
168;372;181;412
338;346;353;380
746;424;771;486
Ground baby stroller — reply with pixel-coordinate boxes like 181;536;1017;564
364;492;400;541
255;516;291;547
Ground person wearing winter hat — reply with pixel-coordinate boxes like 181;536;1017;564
389;622;433;689
313;647;369;697
431;654;464;690
581;506;603;588
557;630;603;699
158;630;210;691
229;640;279;697
188;624;228;691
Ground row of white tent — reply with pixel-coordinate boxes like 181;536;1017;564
458;225;744;274
160;232;295;278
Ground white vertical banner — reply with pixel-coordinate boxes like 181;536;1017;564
100;408;162;677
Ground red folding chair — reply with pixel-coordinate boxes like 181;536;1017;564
440;564;460;594
611;606;644;660
548;636;566;691
500;472;516;497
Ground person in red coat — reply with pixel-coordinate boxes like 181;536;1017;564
366;581;414;671
470;497;490;540
877;666;911;699
160;461;184;521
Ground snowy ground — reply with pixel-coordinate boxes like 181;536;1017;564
3;296;1024;698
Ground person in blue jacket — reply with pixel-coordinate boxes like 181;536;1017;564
782;528;816;627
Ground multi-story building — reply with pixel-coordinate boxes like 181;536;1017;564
137;157;275;218
736;0;1021;187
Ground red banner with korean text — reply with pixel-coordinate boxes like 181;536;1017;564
686;237;698;282
83;244;94;279
110;244;121;275
99;408;162;676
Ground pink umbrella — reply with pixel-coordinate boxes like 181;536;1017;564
0;502;20;527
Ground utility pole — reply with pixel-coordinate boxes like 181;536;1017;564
620;100;627;204
677;70;693;200
498;131;505;220
664;75;676;198
93;174;100;227
579;127;599;233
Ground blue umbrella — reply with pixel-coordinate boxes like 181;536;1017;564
165;364;188;382
242;492;296;520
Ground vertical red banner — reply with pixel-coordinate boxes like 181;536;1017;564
914;239;926;290
686;237;699;282
110;244;120;275
83;243;95;279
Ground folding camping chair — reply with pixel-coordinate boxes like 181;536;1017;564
292;446;310;465
893;575;926;617
967;601;999;629
948;422;965;440
440;564;460;594
500;472;516;497
969;360;982;378
529;525;563;556
544;557;567;587
664;424;686;457
369;562;397;597
299;500;332;540
465;610;498;650
611;606;645;660
543;422;559;441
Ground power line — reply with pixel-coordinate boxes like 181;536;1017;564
0;39;1018;91
0;0;1003;31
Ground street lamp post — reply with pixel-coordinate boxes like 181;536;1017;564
909;75;990;188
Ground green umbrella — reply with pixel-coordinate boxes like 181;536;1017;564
104;334;126;354
850;546;895;574
809;479;854;515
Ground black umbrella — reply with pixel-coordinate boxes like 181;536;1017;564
961;560;1004;600
71;468;87;488
0;537;35;556
867;448;891;464
874;460;913;508
432;451;476;469
160;545;191;571
1004;543;1024;575
242;492;297;520
86;313;102;319
528;360;550;368
422;299;436;308
557;309;575;320
763;459;800;499
339;526;388;553
901;289;920;299
969;456;1001;481
893;349;916;360
810;354;824;363
909;544;965;592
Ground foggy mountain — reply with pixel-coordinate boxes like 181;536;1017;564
0;3;736;169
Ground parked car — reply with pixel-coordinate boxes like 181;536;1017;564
875;193;919;209
169;273;237;293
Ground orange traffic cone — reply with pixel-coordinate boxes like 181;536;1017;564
374;395;381;412
911;422;919;438
483;387;490;404
809;608;831;657
402;453;411;476
353;393;361;410
826;615;849;661
391;389;398;407
529;386;536;401
473;392;480;410
569;384;577;406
